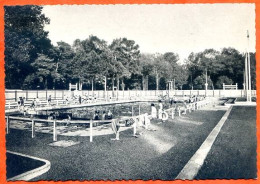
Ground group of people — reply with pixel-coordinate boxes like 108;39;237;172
151;100;168;122
111;100;168;141
63;94;98;105
93;110;113;121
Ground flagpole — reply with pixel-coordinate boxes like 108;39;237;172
247;30;251;102
205;68;208;97
245;52;248;101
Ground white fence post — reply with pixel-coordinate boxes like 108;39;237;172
171;109;174;119
53;120;57;141
32;119;35;138
6;116;10;134
90;119;93;142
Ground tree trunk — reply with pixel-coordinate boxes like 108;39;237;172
104;76;107;99
112;76;115;97
116;76;119;100
45;78;48;90
91;78;94;95
146;75;149;90
116;76;120;90
142;75;145;91
121;79;125;91
53;79;55;90
94;78;96;90
156;71;159;91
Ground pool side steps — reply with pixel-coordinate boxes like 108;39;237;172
7;150;51;181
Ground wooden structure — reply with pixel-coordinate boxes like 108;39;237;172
223;83;238;90
69;83;78;91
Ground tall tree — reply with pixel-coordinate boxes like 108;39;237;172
4;5;51;89
109;38;140;90
139;53;155;90
72;36;112;90
23;54;56;89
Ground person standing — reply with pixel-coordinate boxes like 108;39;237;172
158;100;163;120
151;103;157;119
31;98;36;108
48;95;52;105
158;100;163;110
79;95;82;104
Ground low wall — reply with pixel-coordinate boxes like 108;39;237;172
5;89;256;102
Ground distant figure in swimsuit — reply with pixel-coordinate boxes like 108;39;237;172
93;111;100;120
102;111;107;120
151;103;157;119
107;110;113;120
48;95;52;105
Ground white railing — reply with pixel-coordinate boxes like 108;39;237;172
5;89;256;102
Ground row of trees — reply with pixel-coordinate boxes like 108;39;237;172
4;6;256;91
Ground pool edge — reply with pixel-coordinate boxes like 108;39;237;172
6;150;51;181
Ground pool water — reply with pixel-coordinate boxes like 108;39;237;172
12;100;186;122
6;152;45;179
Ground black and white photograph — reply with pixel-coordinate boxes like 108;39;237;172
4;4;257;181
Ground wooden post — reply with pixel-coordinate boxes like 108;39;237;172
90;119;93;142
15;90;17;102
53;120;57;141
178;109;181;116
133;119;137;136
8;102;11;109
26;90;28;101
6;116;9;134
132;106;134;117
32;119;35;138
138;104;141;116
171;109;174;119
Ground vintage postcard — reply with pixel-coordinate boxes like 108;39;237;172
0;1;259;183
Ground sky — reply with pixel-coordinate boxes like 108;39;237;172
42;4;256;63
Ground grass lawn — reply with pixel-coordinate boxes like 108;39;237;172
195;106;257;179
6;109;225;180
